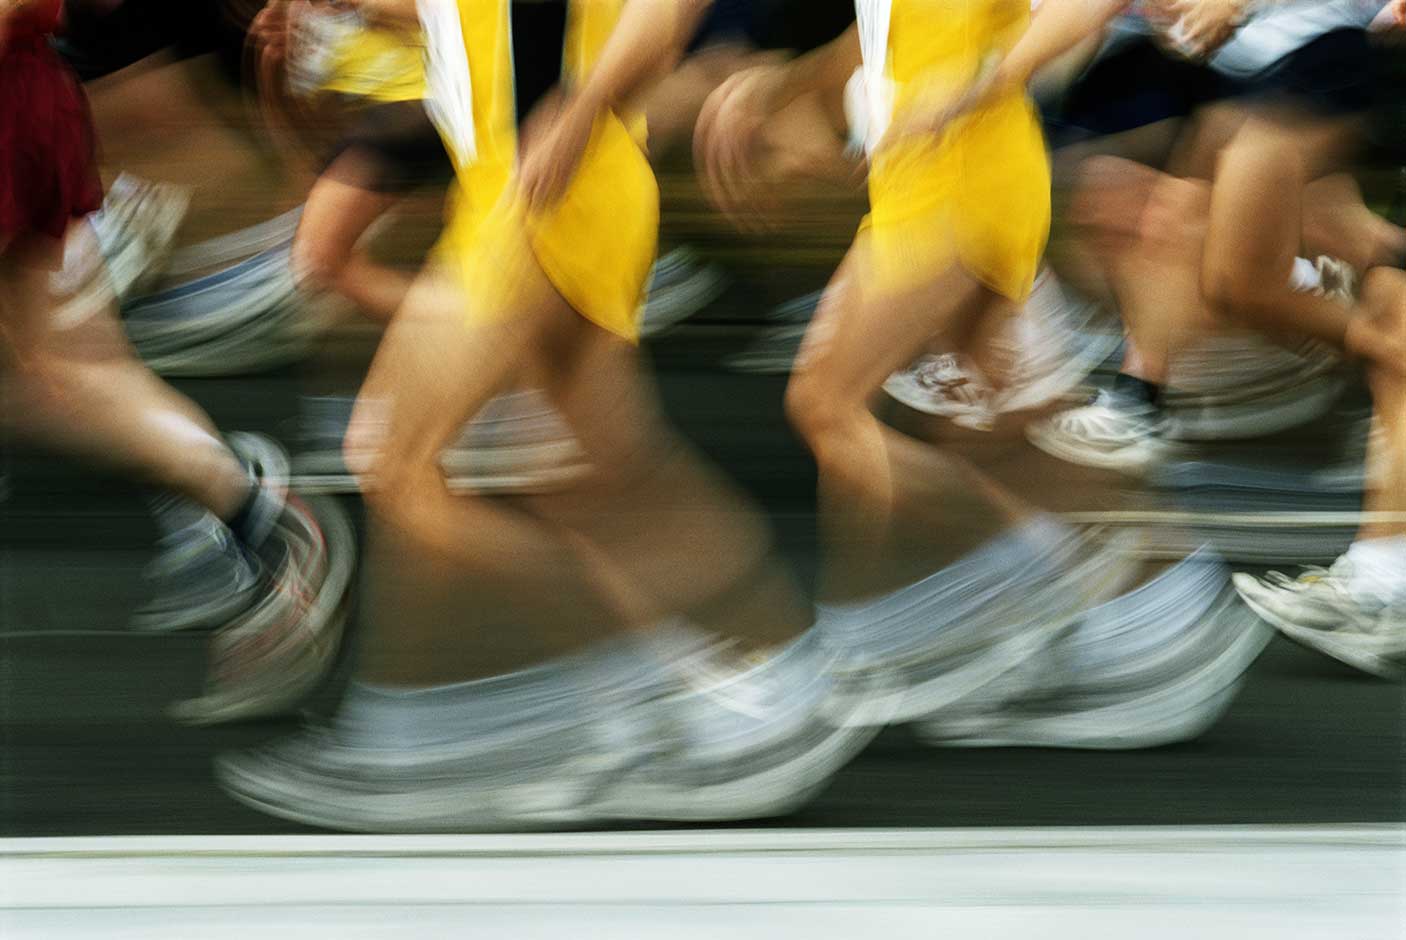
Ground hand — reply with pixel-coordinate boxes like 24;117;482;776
249;0;291;65
693;65;788;231
1162;0;1249;59
879;65;997;152
517;93;598;214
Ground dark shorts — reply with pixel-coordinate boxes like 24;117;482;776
1049;27;1375;150
55;0;251;85
323;99;454;195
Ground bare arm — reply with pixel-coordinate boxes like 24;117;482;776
761;24;861;112
994;0;1130;91
888;0;1128;141
517;0;713;211
570;0;713;115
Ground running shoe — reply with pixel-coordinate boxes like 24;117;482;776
1026;389;1178;475
917;550;1272;748
1162;335;1345;442
819;521;1143;728
1234;561;1406;679
130;513;263;633
601;630;877;823
882;353;998;430
89;174;192;301
884;272;1121;423
132;435;287;633
723;291;822;375
218;629;872;830
171;436;357;725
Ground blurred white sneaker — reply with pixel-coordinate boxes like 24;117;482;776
602;631;876;822
1162;335;1345;442
1234;560;1406;679
883;353;998;430
1027;390;1177;475
918;550;1272;749
820;521;1142;728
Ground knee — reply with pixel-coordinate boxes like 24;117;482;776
785;372;861;459
1200;255;1263;323
291;235;349;292
1361;267;1406;332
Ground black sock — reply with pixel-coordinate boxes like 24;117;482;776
1112;372;1162;407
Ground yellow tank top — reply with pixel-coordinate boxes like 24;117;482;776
321;22;428;104
887;0;1029;117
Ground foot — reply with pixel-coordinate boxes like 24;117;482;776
819;522;1143;727
217;631;871;830
916;549;1272;749
1234;560;1406;678
172;437;357;725
130;514;262;632
1026;389;1177;475
293;393;590;494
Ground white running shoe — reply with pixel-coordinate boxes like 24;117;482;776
992;273;1122;415
882;353;998;430
1162;335;1345;441
820;524;1143;729
89;174;193;301
1234;562;1406;679
601;631;876;823
883;273;1121;425
1026;390;1177;475
292;392;590;494
442;389;591;493
917;550;1272;749
217;631;869;831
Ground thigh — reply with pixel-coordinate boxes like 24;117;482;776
796;233;997;411
293;167;399;266
350;252;575;484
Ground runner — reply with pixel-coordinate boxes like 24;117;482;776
1;0;345;721
218;0;871;831
695;0;1267;743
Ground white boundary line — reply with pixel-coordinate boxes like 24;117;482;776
4;826;1401;938
3;824;1402;859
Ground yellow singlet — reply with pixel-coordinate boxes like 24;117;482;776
429;0;658;342
865;0;1051;303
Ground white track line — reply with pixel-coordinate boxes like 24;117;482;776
2;826;1401;939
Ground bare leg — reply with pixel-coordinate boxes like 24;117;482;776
533;315;811;650
1069;157;1220;385
1358;268;1406;542
1200;112;1401;368
0;231;250;517
292;155;415;322
786;240;1037;601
